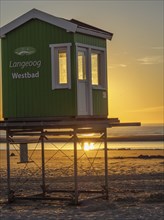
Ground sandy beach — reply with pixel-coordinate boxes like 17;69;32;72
0;149;164;219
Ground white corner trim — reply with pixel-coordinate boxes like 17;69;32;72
50;45;55;90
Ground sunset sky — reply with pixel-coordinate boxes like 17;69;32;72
0;0;163;124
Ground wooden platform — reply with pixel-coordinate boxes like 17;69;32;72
0;117;140;130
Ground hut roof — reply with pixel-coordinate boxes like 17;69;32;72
0;8;113;40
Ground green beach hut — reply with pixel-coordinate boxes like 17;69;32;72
0;9;113;120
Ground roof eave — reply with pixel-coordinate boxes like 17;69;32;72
0;9;113;40
0;8;77;38
33;9;77;33
0;10;34;38
77;27;113;40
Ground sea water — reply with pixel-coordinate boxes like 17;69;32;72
107;123;163;137
106;123;164;149
0;124;163;150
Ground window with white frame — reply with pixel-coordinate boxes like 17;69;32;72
78;50;87;80
91;50;105;88
76;43;107;89
49;43;71;89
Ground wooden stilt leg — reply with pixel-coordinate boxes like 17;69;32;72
6;130;12;202
104;128;109;200
41;133;46;196
73;129;78;205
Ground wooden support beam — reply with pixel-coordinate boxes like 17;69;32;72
0;118;142;204
73;128;78;205
104;129;108;200
41;133;46;196
6;129;12;202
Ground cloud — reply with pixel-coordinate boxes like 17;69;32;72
128;106;164;113
137;56;163;65
119;64;127;67
151;46;164;50
109;64;127;69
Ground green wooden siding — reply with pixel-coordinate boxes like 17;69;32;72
2;19;76;119
92;89;108;116
74;33;106;48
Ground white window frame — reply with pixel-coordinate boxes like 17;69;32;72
75;43;107;90
49;43;71;89
77;48;87;81
91;49;106;89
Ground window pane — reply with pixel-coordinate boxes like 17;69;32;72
58;50;67;84
91;53;99;85
78;51;86;80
